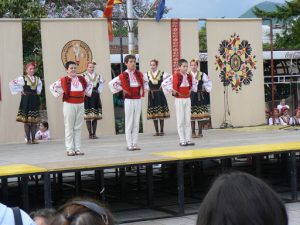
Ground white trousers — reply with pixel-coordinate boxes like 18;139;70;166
63;102;84;151
175;98;192;143
124;99;141;147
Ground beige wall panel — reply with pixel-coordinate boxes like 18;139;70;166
206;19;265;128
138;19;199;134
41;19;115;139
0;20;23;144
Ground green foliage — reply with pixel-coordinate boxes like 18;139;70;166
253;0;300;50
199;25;207;52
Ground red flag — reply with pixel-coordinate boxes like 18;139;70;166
103;0;115;42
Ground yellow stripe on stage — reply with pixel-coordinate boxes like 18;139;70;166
154;141;300;160
0;164;47;176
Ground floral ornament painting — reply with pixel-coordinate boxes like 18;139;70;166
215;33;257;93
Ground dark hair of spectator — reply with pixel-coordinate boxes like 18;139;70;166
196;172;288;225
50;198;114;225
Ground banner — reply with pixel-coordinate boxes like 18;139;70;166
0;19;23;144
138;19;199;134
206;19;265;128
41;19;115;138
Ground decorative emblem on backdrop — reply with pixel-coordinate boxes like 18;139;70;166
171;19;181;74
215;33;257;93
61;40;93;74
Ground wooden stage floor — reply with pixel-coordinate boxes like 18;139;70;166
0;126;300;174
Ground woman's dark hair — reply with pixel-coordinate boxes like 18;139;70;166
50;198;114;225
65;61;77;69
178;58;188;66
197;172;288;225
41;121;49;130
124;54;136;64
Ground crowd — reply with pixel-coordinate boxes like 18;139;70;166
0;172;288;225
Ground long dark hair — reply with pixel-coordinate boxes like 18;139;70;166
196;172;288;225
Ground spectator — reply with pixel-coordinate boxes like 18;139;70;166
277;99;290;113
196;172;288;225
30;208;56;225
50;198;114;225
0;202;35;225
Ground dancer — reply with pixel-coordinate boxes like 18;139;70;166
9;61;42;144
162;59;197;146
83;61;105;139
109;55;149;151
49;61;93;156
190;59;212;138
146;59;170;136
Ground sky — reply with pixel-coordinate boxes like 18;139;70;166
165;0;286;19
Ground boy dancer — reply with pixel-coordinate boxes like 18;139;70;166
109;55;149;151
162;59;197;146
50;61;93;156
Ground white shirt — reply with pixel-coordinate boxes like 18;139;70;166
109;70;149;94
49;76;93;98
9;75;42;95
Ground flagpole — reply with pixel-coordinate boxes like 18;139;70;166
126;0;135;54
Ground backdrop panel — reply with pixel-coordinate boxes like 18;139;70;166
206;19;265;128
0;19;23;144
41;18;115;139
138;19;199;134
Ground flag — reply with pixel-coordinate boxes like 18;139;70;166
156;0;165;22
103;0;115;42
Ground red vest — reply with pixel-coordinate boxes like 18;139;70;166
61;76;87;104
173;72;192;98
119;71;144;99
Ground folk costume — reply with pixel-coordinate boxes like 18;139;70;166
9;74;42;144
50;75;93;155
190;71;212;137
162;72;197;146
83;72;105;139
109;69;149;150
146;70;170;136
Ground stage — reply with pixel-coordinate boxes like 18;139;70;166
0;126;300;222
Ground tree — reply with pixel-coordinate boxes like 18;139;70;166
254;0;300;49
199;25;207;52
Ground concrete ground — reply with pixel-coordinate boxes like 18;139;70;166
122;202;300;225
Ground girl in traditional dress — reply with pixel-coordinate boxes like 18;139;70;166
9;61;42;144
268;108;281;125
280;107;290;125
146;59;170;136
83;62;105;139
290;108;300;125
190;59;212;138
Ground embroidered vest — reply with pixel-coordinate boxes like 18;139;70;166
119;71;144;99
61;76;87;104
173;72;192;98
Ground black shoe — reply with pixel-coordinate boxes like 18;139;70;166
186;141;195;146
179;142;187;146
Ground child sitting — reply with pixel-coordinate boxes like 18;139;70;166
35;121;51;140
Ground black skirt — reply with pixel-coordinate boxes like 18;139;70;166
191;91;210;120
147;90;170;119
16;93;40;124
84;90;102;120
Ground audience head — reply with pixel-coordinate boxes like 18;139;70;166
31;208;56;225
282;107;289;116
273;108;280;117
295;108;300;117
50;198;114;225
196;172;288;225
280;99;286;106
